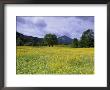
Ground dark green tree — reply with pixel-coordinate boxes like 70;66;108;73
44;34;58;47
16;38;23;46
80;29;94;47
72;38;79;48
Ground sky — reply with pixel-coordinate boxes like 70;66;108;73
16;16;94;39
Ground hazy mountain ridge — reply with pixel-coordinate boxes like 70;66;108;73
16;32;73;45
58;35;73;44
16;32;44;46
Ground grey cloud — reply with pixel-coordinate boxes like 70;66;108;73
35;19;47;30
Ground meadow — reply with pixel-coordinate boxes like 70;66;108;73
16;46;94;74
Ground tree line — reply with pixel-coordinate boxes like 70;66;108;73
16;29;94;48
72;29;94;48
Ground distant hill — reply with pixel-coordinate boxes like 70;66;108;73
16;32;44;46
58;35;72;44
16;32;73;46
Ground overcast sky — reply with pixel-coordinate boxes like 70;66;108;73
16;16;94;39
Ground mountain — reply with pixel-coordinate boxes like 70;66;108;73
16;32;73;46
16;32;44;46
58;35;72;44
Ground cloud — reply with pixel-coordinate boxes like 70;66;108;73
35;19;47;30
16;16;94;39
75;16;94;22
16;17;25;24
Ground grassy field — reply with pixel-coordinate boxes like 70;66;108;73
16;46;94;74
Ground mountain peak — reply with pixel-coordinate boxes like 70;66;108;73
58;35;72;44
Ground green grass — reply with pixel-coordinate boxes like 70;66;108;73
16;46;94;74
